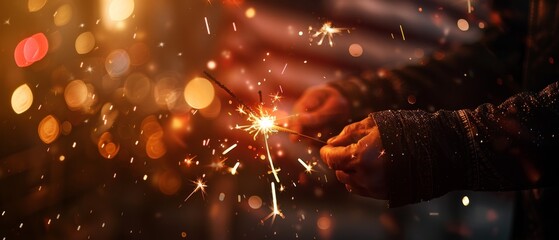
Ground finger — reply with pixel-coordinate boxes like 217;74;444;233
320;145;358;171
343;182;371;196
335;170;351;184
327;123;366;147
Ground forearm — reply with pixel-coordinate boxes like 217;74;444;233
372;81;559;207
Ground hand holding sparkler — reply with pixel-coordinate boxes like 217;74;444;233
319;116;388;199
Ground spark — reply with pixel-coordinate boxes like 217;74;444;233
230;162;240;175
236;106;277;140
184;178;207;201
210;157;227;171
261;182;284;224
204;17;211;35
236;106;281;182
236;105;247;115
270;92;283;103
222;143;238;155
468;0;472;13
309;21;350;47
281;63;288;75
232;22;237;31
399;24;406;41
297;158;313;173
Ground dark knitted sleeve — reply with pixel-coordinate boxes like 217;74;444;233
371;81;559;207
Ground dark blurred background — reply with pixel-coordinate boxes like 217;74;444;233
1;0;514;239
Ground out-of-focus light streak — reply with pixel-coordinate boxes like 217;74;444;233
261;182;284;224
297;158;312;173
184;178;207;202
400;24;406;40
468;0;472;13
204;17;211;35
222;143;238;155
281;63;288;75
230;162;240;175
309;22;349;47
232;22;237;31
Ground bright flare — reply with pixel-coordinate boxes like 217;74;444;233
309;21;350;47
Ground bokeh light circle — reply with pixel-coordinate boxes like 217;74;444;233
11;84;33;114
14;33;49;67
38;115;60;144
158;170;182;195
248;195;262;209
54;4;72;26
105;49;130;78
183;77;215;109
75;32;96;54
64;80;89;111
98;132;120;159
457;19;470;31
108;0;135;21
349;43;363;57
124;72;151;104
146;132;166;159
28;0;47;12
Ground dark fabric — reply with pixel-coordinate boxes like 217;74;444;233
372;81;559;207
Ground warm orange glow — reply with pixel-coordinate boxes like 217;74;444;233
248;195;262;209
54;4;72;26
98;132;120;159
158;170;182;195
146;132;166;159
108;0;135;21
105;49;130;77
11;84;33;114
75;32;95;54
38;115;60;144
28;0;47;12
124;73;151;104
184;77;215;109
64;80;88;111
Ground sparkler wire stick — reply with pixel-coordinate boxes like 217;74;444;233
264;133;281;183
203;71;256;115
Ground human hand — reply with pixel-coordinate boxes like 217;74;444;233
290;85;351;141
320;116;387;199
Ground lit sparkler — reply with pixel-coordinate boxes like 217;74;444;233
309;21;350;47
203;71;326;183
261;182;284;224
297;158;313;173
184;178;207;201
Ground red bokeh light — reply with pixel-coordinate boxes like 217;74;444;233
14;32;49;67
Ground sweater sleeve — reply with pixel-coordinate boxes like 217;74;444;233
371;81;559;207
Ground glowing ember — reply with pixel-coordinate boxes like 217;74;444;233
236;106;277;140
309;21;350;47
184;178;207;201
261;182;284;224
297;158;313;173
230;162;240;175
